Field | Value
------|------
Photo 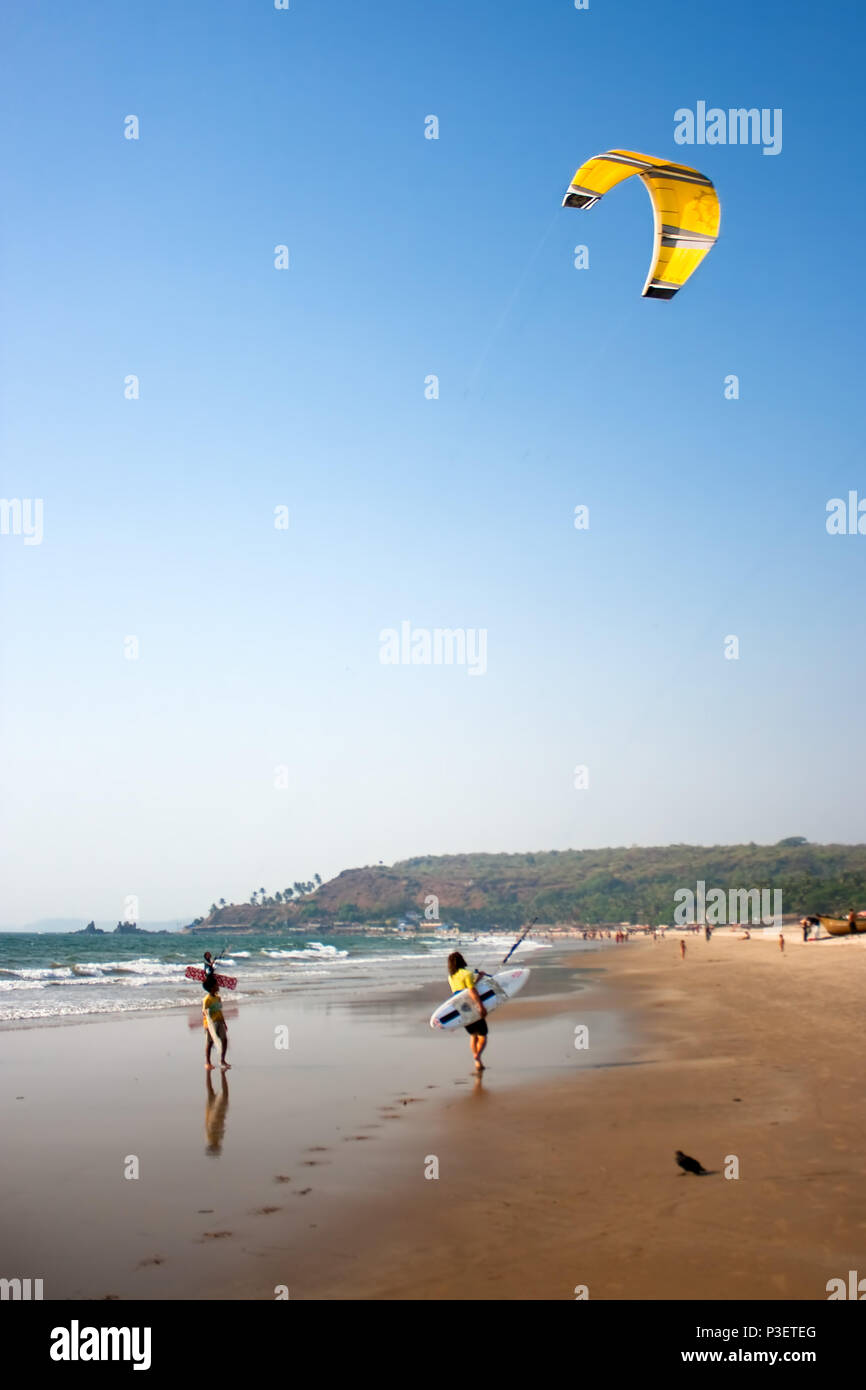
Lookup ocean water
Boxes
[0,929,550,1026]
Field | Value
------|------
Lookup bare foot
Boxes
[221,1063,231,1070]
[205,1064,214,1071]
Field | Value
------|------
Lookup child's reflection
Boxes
[204,1071,230,1156]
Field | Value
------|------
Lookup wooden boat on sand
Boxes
[818,915,866,936]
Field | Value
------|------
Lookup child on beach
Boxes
[202,977,230,1071]
[447,951,489,1073]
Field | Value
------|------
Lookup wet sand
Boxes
[0,948,619,1300]
[288,929,866,1301]
[3,931,865,1300]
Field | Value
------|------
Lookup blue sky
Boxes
[2,0,865,925]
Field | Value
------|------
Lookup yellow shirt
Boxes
[202,993,224,1029]
[449,968,477,995]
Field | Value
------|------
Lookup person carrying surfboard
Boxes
[202,978,230,1071]
[447,952,489,1072]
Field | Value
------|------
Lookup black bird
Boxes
[676,1149,708,1175]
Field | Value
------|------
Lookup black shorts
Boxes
[464,1018,488,1037]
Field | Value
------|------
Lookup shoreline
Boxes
[0,923,827,1035]
[0,929,555,1031]
[270,929,866,1300]
[0,946,620,1300]
[4,930,865,1300]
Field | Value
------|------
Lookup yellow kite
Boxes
[562,149,721,299]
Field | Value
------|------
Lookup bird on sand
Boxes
[676,1150,708,1175]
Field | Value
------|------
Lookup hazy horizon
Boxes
[2,835,863,931]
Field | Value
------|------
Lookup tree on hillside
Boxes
[314,873,322,887]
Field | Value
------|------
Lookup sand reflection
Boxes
[204,1072,230,1156]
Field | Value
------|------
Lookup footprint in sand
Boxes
[252,1206,282,1216]
[197,1209,215,1214]
[203,1231,232,1240]
[344,1134,372,1141]
[305,1146,329,1153]
[301,1160,327,1166]
[137,1257,165,1268]
[274,1175,292,1184]
[399,1097,423,1106]
[296,1188,312,1196]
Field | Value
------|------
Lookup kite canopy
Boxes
[562,149,721,299]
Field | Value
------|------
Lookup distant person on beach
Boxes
[680,940,686,960]
[202,978,230,1071]
[802,915,820,941]
[447,951,488,1073]
[847,909,859,936]
[779,933,785,953]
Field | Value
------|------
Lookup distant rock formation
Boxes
[72,920,174,935]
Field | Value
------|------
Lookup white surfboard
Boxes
[202,999,222,1047]
[430,967,530,1030]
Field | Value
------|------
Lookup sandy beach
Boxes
[3,930,865,1301]
[292,928,866,1302]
